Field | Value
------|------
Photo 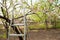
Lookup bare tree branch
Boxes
[0,2,5,7]
[14,11,41,20]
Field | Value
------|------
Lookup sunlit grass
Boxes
[0,33,6,38]
[28,23,60,30]
[29,23,48,29]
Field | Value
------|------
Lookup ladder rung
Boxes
[11,24,24,26]
[9,34,24,36]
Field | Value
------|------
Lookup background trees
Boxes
[0,0,60,40]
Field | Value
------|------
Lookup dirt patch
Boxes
[27,29,60,40]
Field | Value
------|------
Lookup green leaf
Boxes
[16,0,18,2]
[23,1,27,4]
[29,14,41,22]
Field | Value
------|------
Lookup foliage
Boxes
[0,0,60,30]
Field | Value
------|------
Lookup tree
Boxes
[0,0,60,40]
[0,0,23,40]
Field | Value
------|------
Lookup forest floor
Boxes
[0,29,60,40]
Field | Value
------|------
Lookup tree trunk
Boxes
[0,16,23,40]
[45,19,48,30]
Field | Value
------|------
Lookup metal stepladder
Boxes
[8,7,27,40]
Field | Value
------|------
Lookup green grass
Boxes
[0,24,4,29]
[0,29,6,39]
[55,23,60,28]
[0,24,6,38]
[0,33,6,38]
[28,23,60,29]
[29,23,53,29]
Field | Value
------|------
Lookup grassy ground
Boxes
[0,23,60,40]
[28,23,57,30]
[0,29,6,39]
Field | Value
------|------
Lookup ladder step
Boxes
[9,34,24,36]
[11,24,24,26]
